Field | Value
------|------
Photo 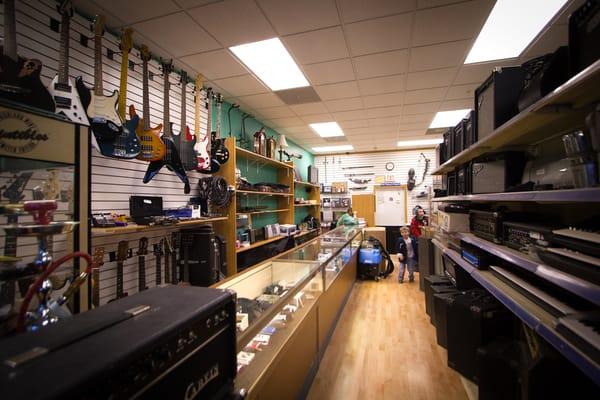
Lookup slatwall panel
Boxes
[315,149,437,215]
[2,0,213,301]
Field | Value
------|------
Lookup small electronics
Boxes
[474,66,525,142]
[438,204,469,233]
[308,165,319,184]
[502,222,555,252]
[518,47,569,111]
[469,210,503,243]
[551,227,600,257]
[443,127,455,160]
[568,0,600,75]
[471,152,527,194]
[129,195,163,225]
[264,223,281,239]
[461,241,491,269]
[92,213,116,228]
[279,224,297,236]
[556,310,600,364]
[248,228,265,244]
[456,163,471,195]
[442,254,478,290]
[0,286,236,400]
[164,207,192,219]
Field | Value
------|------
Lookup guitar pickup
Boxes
[53,82,72,92]
[53,96,72,109]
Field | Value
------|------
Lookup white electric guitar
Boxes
[48,1,88,126]
[193,74,211,171]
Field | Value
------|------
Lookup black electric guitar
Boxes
[174,70,197,171]
[153,239,163,285]
[0,0,54,111]
[142,60,190,193]
[91,247,105,308]
[207,93,229,173]
[108,241,129,302]
[163,235,173,284]
[171,232,180,284]
[137,237,148,291]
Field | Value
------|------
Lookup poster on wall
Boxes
[374,186,407,226]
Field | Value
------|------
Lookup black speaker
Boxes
[433,291,463,349]
[442,254,479,290]
[418,237,435,291]
[569,0,600,76]
[447,170,457,196]
[444,127,455,160]
[129,196,163,225]
[477,340,530,400]
[424,274,451,317]
[180,227,226,286]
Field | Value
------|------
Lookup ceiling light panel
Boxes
[312,144,354,153]
[310,122,345,137]
[397,138,443,147]
[229,38,310,91]
[465,0,568,64]
[429,109,471,128]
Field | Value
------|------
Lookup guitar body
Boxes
[0,54,55,112]
[195,135,211,171]
[75,77,121,141]
[48,75,88,125]
[96,113,141,159]
[143,137,191,193]
[175,126,198,171]
[130,106,165,162]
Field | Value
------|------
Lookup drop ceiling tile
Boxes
[357,74,405,96]
[314,81,361,100]
[189,0,275,47]
[400,113,434,123]
[445,83,478,101]
[174,0,216,8]
[412,1,493,47]
[339,0,416,23]
[290,102,328,116]
[354,50,409,79]
[258,0,340,36]
[237,93,285,109]
[404,87,447,104]
[282,125,312,134]
[283,27,348,65]
[402,101,439,115]
[345,13,412,56]
[398,127,427,135]
[303,59,355,85]
[398,122,429,131]
[453,62,499,85]
[179,49,247,80]
[95,0,180,24]
[368,116,401,127]
[205,82,233,98]
[257,106,296,119]
[366,105,403,118]
[301,113,335,123]
[212,75,268,96]
[264,116,305,128]
[409,40,470,72]
[439,99,472,111]
[339,119,370,129]
[363,92,404,109]
[333,109,369,121]
[325,97,364,112]
[417,0,464,7]
[132,12,220,57]
[406,67,456,90]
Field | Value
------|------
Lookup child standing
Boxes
[397,226,418,283]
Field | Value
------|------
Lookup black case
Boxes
[474,67,526,143]
[129,196,163,225]
[569,0,600,75]
[443,253,479,290]
[418,237,435,291]
[424,274,452,318]
[464,111,475,148]
[434,291,464,349]
[456,163,472,195]
[447,171,457,196]
[443,127,455,160]
[453,119,466,156]
[471,152,527,194]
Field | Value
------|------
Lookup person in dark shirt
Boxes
[397,226,418,283]
[410,206,428,238]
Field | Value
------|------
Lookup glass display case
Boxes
[216,225,361,394]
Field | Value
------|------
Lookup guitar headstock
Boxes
[137,237,148,256]
[2,172,33,204]
[42,170,60,200]
[57,0,73,17]
[171,232,181,250]
[153,239,164,256]
[180,70,188,85]
[92,15,105,37]
[161,59,173,75]
[120,28,134,54]
[195,74,205,94]
[164,236,174,255]
[140,44,151,62]
[93,246,105,267]
[117,240,129,262]
[215,93,223,104]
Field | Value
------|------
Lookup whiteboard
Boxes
[375,186,408,226]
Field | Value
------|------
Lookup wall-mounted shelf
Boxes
[432,59,600,175]
[294,180,320,189]
[432,188,600,203]
[236,209,290,215]
[236,190,293,197]
[236,147,293,169]
[236,236,286,253]
[294,203,320,207]
[91,217,229,235]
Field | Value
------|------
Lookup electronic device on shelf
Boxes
[91,212,116,227]
[474,66,525,143]
[0,286,237,400]
[460,241,491,269]
[551,228,600,257]
[453,118,466,156]
[502,222,556,253]
[469,210,503,244]
[129,195,163,225]
[536,246,600,285]
[556,310,600,365]
[443,127,454,161]
[568,0,600,75]
[442,254,478,290]
[447,170,457,196]
[471,152,527,194]
[438,204,469,233]
[456,163,471,195]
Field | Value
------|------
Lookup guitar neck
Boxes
[194,89,201,139]
[58,10,71,85]
[215,101,222,137]
[155,254,162,285]
[92,267,100,307]
[138,256,146,290]
[171,251,178,284]
[118,48,129,121]
[206,94,212,138]
[3,0,17,61]
[164,252,171,283]
[142,60,150,130]
[116,261,124,297]
[4,215,18,258]
[180,75,187,133]
[163,71,171,137]
[94,33,104,95]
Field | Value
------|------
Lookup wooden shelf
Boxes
[236,209,290,215]
[294,203,320,207]
[91,217,229,235]
[432,188,600,203]
[294,180,320,189]
[236,236,285,253]
[236,190,293,197]
[236,147,292,169]
[432,59,600,175]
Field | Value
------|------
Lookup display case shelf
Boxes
[432,59,600,175]
[236,209,289,215]
[236,236,285,253]
[91,217,229,235]
[294,203,320,207]
[236,190,293,197]
[431,188,600,203]
[294,180,320,189]
[236,146,292,169]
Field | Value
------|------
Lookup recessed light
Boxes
[309,122,344,138]
[312,145,354,153]
[429,109,471,129]
[397,138,443,148]
[465,0,568,64]
[229,38,310,91]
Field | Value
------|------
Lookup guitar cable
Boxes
[198,177,232,208]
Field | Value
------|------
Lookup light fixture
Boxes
[429,109,471,129]
[465,0,568,64]
[312,145,354,153]
[278,134,288,161]
[229,38,310,91]
[397,138,443,148]
[309,122,344,138]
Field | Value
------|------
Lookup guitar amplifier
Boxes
[464,111,475,148]
[424,275,452,318]
[443,127,455,160]
[471,152,527,194]
[569,0,600,75]
[436,143,446,166]
[457,163,471,195]
[447,170,457,196]
[453,119,466,156]
[0,286,237,400]
[474,67,525,143]
[438,204,469,233]
[129,196,163,225]
[443,253,479,290]
[434,291,464,349]
[502,222,555,252]
[180,227,226,286]
[470,210,503,244]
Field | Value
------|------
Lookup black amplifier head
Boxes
[469,210,503,244]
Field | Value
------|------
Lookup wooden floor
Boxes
[307,263,468,400]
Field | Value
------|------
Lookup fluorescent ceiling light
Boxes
[429,109,471,129]
[397,138,443,148]
[309,122,344,138]
[229,38,309,91]
[312,145,354,153]
[465,0,568,64]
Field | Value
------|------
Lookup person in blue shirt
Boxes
[397,226,418,283]
[336,207,358,227]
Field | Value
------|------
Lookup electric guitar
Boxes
[153,239,163,285]
[91,247,104,308]
[48,0,88,125]
[207,93,229,173]
[130,45,164,162]
[108,241,129,302]
[196,85,213,172]
[174,70,197,170]
[0,0,55,111]
[142,60,190,194]
[137,237,148,291]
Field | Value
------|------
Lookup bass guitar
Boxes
[174,70,197,170]
[91,247,104,308]
[137,237,148,291]
[193,74,211,171]
[142,60,190,194]
[153,239,163,286]
[130,45,164,162]
[207,93,229,173]
[0,0,54,111]
[48,0,88,125]
[108,240,129,302]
